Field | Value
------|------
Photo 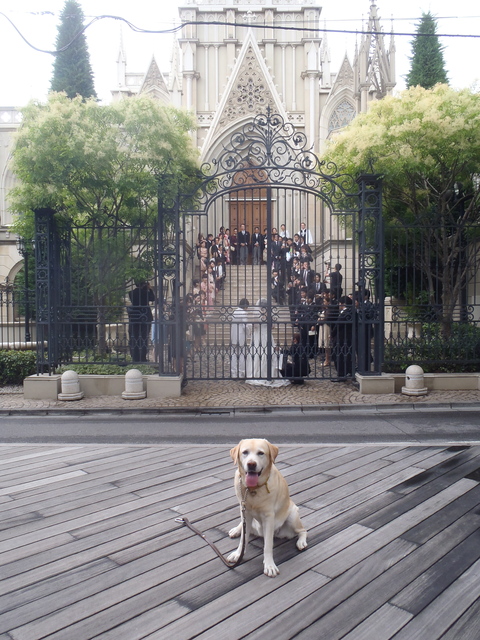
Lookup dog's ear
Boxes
[230,443,241,465]
[266,440,279,462]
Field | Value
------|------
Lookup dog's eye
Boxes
[258,451,265,456]
[242,450,249,456]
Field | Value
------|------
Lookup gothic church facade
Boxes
[0,0,395,283]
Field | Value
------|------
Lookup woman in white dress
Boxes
[245,299,290,387]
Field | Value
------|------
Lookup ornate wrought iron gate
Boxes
[33,111,383,381]
[159,111,384,382]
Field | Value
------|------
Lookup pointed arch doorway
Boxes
[229,191,268,237]
[228,167,269,236]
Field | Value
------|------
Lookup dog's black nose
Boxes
[247,461,257,470]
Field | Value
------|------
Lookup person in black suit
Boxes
[308,273,326,298]
[251,226,264,265]
[238,224,250,265]
[329,263,343,299]
[271,269,285,304]
[294,287,312,350]
[271,233,283,272]
[128,280,155,362]
[299,260,315,289]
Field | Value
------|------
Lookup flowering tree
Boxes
[323,84,480,337]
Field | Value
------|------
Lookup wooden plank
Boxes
[0,470,87,497]
[340,603,413,640]
[315,479,478,579]
[391,557,480,640]
[440,598,480,640]
[191,571,327,640]
[390,448,480,495]
[0,558,116,626]
[0,446,81,468]
[360,452,480,532]
[402,482,480,544]
[233,538,417,640]
[288,514,480,640]
[87,601,191,640]
[390,530,480,615]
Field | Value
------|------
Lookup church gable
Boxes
[139,57,170,103]
[219,43,275,128]
[201,30,287,158]
[332,55,354,91]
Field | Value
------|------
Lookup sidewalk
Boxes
[2,379,480,413]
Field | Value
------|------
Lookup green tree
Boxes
[323,84,480,338]
[10,93,199,354]
[11,93,198,228]
[50,0,96,99]
[406,12,448,89]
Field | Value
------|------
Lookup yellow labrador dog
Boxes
[228,438,307,577]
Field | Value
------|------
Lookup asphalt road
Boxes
[1,408,480,444]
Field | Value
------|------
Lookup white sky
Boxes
[0,0,479,106]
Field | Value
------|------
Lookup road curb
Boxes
[1,401,480,416]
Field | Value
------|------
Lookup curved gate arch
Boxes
[158,110,384,383]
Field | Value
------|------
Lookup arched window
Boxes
[328,100,356,134]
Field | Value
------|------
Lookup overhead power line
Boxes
[1,12,479,56]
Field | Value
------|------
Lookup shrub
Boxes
[55,363,157,376]
[383,323,480,373]
[0,350,37,385]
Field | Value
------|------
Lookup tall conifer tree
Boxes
[50,0,97,99]
[406,12,448,89]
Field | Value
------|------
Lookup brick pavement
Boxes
[2,379,480,412]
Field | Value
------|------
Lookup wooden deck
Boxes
[1,442,480,639]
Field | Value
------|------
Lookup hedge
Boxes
[0,350,37,385]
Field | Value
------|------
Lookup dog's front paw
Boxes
[229,523,242,538]
[296,534,308,551]
[227,550,241,564]
[264,561,280,577]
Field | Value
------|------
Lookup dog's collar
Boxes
[241,475,270,495]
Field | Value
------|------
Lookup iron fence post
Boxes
[356,173,384,375]
[34,208,59,373]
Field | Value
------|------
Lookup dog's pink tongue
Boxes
[246,472,259,488]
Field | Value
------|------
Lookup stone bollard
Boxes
[58,370,84,401]
[122,369,146,400]
[402,364,428,396]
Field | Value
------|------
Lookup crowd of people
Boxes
[188,223,375,382]
[126,224,375,381]
[228,288,374,384]
[194,222,316,274]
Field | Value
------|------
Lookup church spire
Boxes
[354,1,396,112]
[320,22,331,87]
[116,30,127,88]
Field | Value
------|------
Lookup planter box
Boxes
[356,372,480,395]
[24,373,182,400]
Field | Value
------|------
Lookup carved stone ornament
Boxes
[219,45,275,129]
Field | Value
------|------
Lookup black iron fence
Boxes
[384,220,480,372]
[0,281,36,349]
[3,222,480,375]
